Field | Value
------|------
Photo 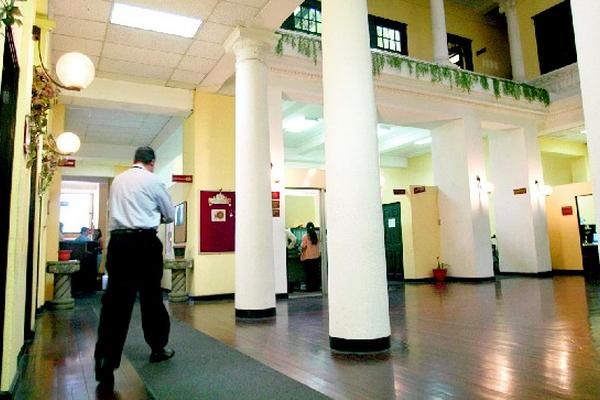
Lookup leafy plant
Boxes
[0,0,23,28]
[28,66,62,195]
[436,257,447,270]
[275,30,550,107]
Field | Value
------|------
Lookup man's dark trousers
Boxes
[95,230,170,369]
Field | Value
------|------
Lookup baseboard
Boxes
[402,278,434,283]
[190,293,234,302]
[496,271,553,278]
[0,391,12,399]
[446,276,496,282]
[552,269,585,276]
[276,293,289,300]
[1,341,32,399]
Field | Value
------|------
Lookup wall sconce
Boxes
[534,180,553,196]
[33,26,95,91]
[476,175,494,194]
[56,131,81,154]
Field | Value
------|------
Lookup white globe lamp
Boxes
[56,132,81,155]
[55,52,95,90]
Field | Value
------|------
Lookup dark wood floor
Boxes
[13,276,600,399]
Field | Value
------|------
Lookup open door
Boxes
[0,27,20,382]
[383,202,403,280]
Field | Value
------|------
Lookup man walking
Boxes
[95,146,175,391]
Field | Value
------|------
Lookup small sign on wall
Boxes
[561,206,573,216]
[172,174,193,183]
[414,186,426,194]
[393,189,406,195]
[58,158,76,167]
[513,188,527,195]
[272,192,280,217]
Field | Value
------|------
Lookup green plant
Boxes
[0,0,23,28]
[436,257,447,270]
[27,66,62,195]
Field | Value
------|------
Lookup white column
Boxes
[571,1,600,257]
[268,86,288,295]
[488,125,551,273]
[499,0,526,81]
[430,0,450,65]
[431,115,494,278]
[225,28,276,318]
[322,0,391,352]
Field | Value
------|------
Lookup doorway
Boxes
[284,188,326,293]
[0,26,20,383]
[575,194,599,277]
[383,202,404,280]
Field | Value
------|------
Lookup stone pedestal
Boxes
[46,261,80,310]
[164,259,194,302]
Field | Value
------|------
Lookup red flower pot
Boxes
[432,268,447,283]
[58,250,72,261]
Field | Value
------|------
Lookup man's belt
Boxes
[110,228,157,235]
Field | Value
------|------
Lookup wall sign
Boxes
[200,190,235,253]
[414,186,426,194]
[172,174,193,183]
[272,192,280,217]
[561,206,573,216]
[513,188,527,195]
[58,158,76,167]
[393,189,406,195]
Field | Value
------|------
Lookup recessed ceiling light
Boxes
[110,3,202,38]
[283,116,321,133]
[581,130,587,134]
[414,137,432,145]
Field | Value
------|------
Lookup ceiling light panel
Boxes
[110,3,202,38]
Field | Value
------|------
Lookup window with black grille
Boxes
[281,0,322,35]
[447,33,473,71]
[368,15,408,55]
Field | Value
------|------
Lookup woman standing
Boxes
[300,222,321,291]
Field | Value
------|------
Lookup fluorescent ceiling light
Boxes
[110,3,202,38]
[283,116,321,133]
[581,130,587,134]
[414,137,432,145]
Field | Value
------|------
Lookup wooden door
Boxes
[382,202,403,280]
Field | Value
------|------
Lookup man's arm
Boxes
[155,181,175,224]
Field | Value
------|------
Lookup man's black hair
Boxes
[80,227,88,234]
[134,146,156,164]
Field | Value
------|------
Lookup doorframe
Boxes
[0,26,20,384]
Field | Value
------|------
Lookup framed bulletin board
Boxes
[174,201,187,244]
[200,190,235,253]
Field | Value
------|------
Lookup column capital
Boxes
[224,27,277,63]
[498,0,517,14]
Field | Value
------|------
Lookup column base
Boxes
[49,298,75,310]
[168,293,189,303]
[235,307,276,319]
[329,336,391,353]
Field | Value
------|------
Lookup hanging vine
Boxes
[28,66,62,195]
[276,31,550,107]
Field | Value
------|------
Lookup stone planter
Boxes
[164,258,194,302]
[46,260,80,309]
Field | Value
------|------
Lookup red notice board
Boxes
[200,191,236,253]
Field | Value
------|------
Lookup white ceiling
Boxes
[49,0,278,89]
[283,101,431,167]
[541,125,587,144]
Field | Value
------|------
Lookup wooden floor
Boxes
[13,276,600,399]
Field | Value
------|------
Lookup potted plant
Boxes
[58,249,71,261]
[433,257,448,282]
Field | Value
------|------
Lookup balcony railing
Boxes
[275,29,550,107]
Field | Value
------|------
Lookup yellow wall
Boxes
[285,195,318,228]
[368,0,511,77]
[539,138,590,186]
[517,0,565,80]
[545,182,592,270]
[1,0,44,390]
[178,91,236,296]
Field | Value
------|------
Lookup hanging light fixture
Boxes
[32,26,96,91]
[56,132,81,155]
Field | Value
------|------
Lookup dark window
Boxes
[532,0,577,74]
[368,15,408,55]
[447,33,473,71]
[281,0,322,35]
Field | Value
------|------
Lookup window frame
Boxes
[447,33,474,71]
[281,0,322,36]
[368,15,408,56]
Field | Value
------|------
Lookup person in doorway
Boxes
[94,146,175,392]
[286,227,297,250]
[93,229,104,274]
[74,226,90,242]
[300,222,321,291]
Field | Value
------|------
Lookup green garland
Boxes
[276,31,550,107]
[0,0,23,28]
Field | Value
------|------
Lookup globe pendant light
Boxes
[56,132,81,155]
[55,52,96,90]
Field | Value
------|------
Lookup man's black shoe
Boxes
[95,358,114,391]
[149,348,175,363]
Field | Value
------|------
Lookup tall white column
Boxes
[322,0,391,352]
[488,125,551,273]
[430,0,450,65]
[431,115,494,278]
[225,28,276,318]
[499,0,526,81]
[571,1,600,257]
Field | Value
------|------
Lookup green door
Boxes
[382,202,403,280]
